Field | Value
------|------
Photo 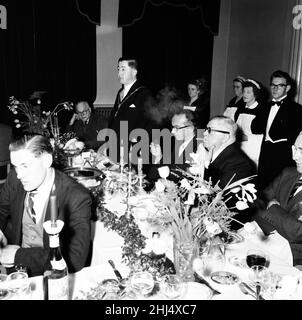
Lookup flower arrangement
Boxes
[7,95,73,137]
[175,168,257,239]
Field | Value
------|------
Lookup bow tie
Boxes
[269,100,284,107]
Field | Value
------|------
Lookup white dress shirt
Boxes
[27,167,55,224]
[121,80,136,100]
[265,96,287,142]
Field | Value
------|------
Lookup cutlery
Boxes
[108,260,123,282]
[193,271,221,295]
[239,282,265,300]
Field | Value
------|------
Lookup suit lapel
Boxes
[15,188,27,244]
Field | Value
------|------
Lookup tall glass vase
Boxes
[173,237,197,282]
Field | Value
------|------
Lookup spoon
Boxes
[239,282,265,300]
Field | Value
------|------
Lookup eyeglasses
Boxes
[205,127,230,134]
[172,125,191,131]
[77,109,90,115]
[292,145,302,152]
[270,83,287,89]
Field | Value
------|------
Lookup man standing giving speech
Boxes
[98,57,152,162]
[0,135,92,276]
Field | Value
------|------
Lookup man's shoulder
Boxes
[54,169,91,196]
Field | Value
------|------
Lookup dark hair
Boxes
[242,79,261,99]
[9,135,53,156]
[188,76,209,94]
[233,76,246,84]
[118,57,138,71]
[270,70,291,85]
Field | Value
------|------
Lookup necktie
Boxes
[27,192,37,223]
[269,100,283,107]
[289,179,302,200]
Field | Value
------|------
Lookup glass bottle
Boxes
[43,220,69,300]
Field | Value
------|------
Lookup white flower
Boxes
[184,190,195,205]
[158,166,170,179]
[230,186,241,193]
[189,165,203,175]
[16,124,21,128]
[14,119,19,123]
[235,200,249,210]
[194,185,211,194]
[155,180,165,192]
[180,178,191,190]
[206,221,222,236]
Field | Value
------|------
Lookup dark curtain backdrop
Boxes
[0,0,99,126]
[119,0,220,96]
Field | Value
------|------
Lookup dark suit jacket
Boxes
[251,96,302,190]
[251,96,302,143]
[0,169,92,276]
[66,113,107,150]
[108,80,152,135]
[253,167,302,265]
[204,143,256,189]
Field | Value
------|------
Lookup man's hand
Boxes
[267,199,280,209]
[0,245,20,267]
[150,142,162,164]
[69,113,79,126]
[0,230,7,247]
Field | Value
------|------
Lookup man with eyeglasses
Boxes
[66,101,107,150]
[251,70,302,192]
[202,115,255,189]
[147,109,201,182]
[253,131,302,267]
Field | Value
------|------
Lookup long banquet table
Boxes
[23,221,302,300]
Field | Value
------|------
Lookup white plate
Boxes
[182,282,212,300]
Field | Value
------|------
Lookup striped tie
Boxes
[289,179,302,200]
[27,192,37,223]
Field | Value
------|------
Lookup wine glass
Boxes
[158,166,170,181]
[130,271,155,299]
[246,249,270,269]
[248,265,270,299]
[0,274,9,300]
[7,271,31,299]
[160,274,186,299]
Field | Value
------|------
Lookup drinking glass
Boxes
[249,265,270,299]
[130,271,154,299]
[160,274,186,299]
[7,271,31,299]
[0,274,9,300]
[246,249,270,269]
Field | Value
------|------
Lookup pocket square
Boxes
[129,104,136,108]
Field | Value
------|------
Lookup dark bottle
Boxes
[43,229,69,300]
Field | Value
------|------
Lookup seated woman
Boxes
[223,76,246,121]
[185,77,210,129]
[235,79,264,168]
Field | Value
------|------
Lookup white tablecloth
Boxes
[23,221,302,300]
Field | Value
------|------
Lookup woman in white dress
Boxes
[235,79,264,168]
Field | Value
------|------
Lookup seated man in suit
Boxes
[147,109,202,182]
[201,115,256,228]
[253,131,302,266]
[66,101,107,151]
[203,115,256,189]
[0,135,92,276]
